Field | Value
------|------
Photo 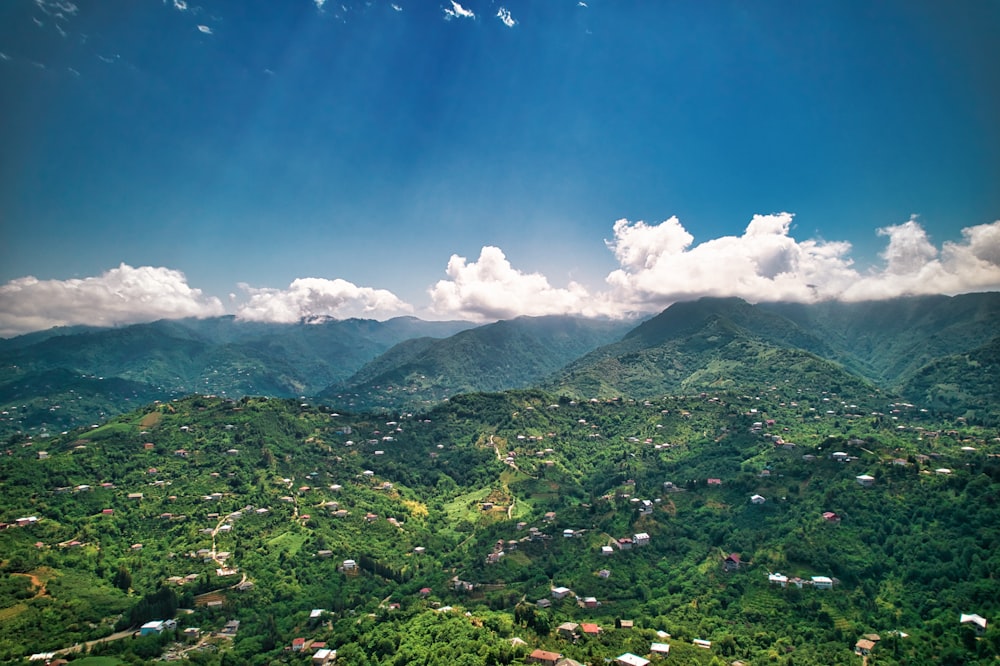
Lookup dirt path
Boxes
[11,572,47,600]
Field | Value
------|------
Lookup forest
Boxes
[0,385,998,665]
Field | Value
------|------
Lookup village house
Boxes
[811,575,834,589]
[750,494,766,505]
[551,586,572,599]
[856,474,875,487]
[580,623,600,636]
[578,596,599,609]
[650,642,670,657]
[557,622,579,639]
[601,545,614,556]
[854,639,875,655]
[527,649,562,666]
[615,653,650,666]
[822,511,841,524]
[723,553,742,572]
[634,532,650,547]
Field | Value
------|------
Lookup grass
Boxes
[267,529,308,556]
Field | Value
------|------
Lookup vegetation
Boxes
[0,384,997,664]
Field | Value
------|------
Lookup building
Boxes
[811,576,834,589]
[527,649,562,666]
[961,613,988,635]
[615,654,650,666]
[551,586,572,599]
[750,494,766,504]
[723,553,741,572]
[557,622,579,639]
[140,620,165,636]
[856,474,875,487]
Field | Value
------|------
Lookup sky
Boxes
[1,0,999,337]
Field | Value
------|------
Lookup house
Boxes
[618,537,634,550]
[811,575,834,589]
[543,511,557,522]
[140,620,165,636]
[536,598,552,609]
[707,478,722,486]
[527,649,562,666]
[831,451,849,462]
[557,621,579,638]
[601,545,614,556]
[555,659,585,666]
[856,474,875,487]
[578,596,598,609]
[580,623,601,636]
[854,639,875,655]
[551,586,572,599]
[822,511,841,524]
[639,499,653,514]
[692,639,712,649]
[750,494,766,504]
[291,637,306,651]
[723,553,741,572]
[768,572,788,587]
[313,648,335,665]
[563,528,575,538]
[650,642,670,656]
[960,613,988,635]
[633,532,650,546]
[615,654,650,666]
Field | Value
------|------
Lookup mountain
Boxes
[898,335,1000,421]
[321,316,636,412]
[547,298,876,401]
[548,295,1000,419]
[0,316,475,436]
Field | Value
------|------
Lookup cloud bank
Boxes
[429,215,1000,320]
[235,278,413,323]
[0,263,224,338]
[2,216,998,336]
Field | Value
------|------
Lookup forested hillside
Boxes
[1,387,997,665]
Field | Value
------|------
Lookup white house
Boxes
[856,474,875,487]
[811,576,834,589]
[750,494,766,504]
[615,654,650,666]
[961,613,988,635]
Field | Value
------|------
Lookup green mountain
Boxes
[898,335,1000,421]
[323,316,635,412]
[1,392,997,665]
[0,317,475,436]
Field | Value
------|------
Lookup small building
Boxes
[557,622,579,638]
[811,575,834,589]
[313,648,335,665]
[856,474,875,487]
[615,654,650,666]
[551,586,572,599]
[750,494,766,505]
[291,637,306,651]
[961,613,988,635]
[692,639,712,649]
[769,572,788,587]
[854,639,875,655]
[140,620,165,636]
[580,623,601,636]
[578,596,598,608]
[822,511,841,524]
[601,545,614,556]
[634,532,650,547]
[650,642,670,657]
[527,649,562,666]
[723,553,741,572]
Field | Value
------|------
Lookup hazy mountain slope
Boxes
[0,316,475,435]
[899,336,1000,422]
[322,316,635,411]
[760,293,1000,385]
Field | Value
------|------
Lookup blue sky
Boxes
[1,0,999,336]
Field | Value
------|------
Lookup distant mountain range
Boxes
[1,293,998,436]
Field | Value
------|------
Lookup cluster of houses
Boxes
[767,572,835,590]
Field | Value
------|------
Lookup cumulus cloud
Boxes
[425,215,1000,321]
[497,7,515,27]
[235,278,413,323]
[0,264,225,338]
[197,24,212,34]
[444,1,474,20]
[603,214,1000,310]
[428,247,595,321]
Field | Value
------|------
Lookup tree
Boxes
[113,564,132,592]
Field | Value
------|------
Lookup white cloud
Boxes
[235,278,413,323]
[314,0,326,9]
[604,214,1000,310]
[444,1,474,20]
[497,7,515,27]
[391,3,403,11]
[197,24,212,34]
[428,247,595,321]
[425,215,1000,322]
[172,0,187,11]
[0,264,225,338]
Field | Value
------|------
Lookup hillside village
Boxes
[1,385,997,664]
